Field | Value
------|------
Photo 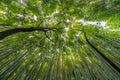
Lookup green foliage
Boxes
[0,0,120,80]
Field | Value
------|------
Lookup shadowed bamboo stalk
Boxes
[83,30,120,73]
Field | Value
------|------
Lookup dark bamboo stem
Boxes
[83,31,120,73]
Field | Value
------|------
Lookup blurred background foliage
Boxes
[0,0,120,80]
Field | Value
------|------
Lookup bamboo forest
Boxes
[0,0,120,80]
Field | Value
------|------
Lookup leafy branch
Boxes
[0,27,60,40]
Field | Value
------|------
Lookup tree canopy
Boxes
[0,0,120,80]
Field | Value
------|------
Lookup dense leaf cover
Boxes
[0,0,120,80]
